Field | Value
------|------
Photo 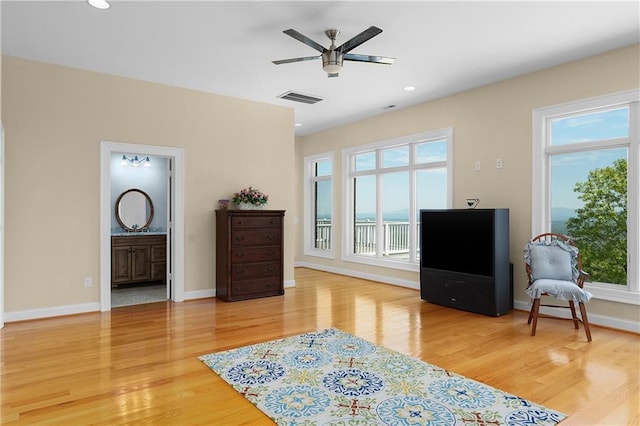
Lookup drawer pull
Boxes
[235,236,246,241]
[235,252,245,258]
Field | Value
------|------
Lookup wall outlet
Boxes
[474,161,481,171]
[83,276,92,288]
[496,158,503,169]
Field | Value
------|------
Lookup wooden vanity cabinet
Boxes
[215,210,285,302]
[111,234,167,287]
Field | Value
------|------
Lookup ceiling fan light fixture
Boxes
[322,50,343,74]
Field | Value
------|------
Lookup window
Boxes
[342,129,452,271]
[533,90,639,304]
[304,153,334,258]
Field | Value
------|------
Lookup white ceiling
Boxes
[2,1,639,135]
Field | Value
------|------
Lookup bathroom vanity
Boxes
[111,234,166,287]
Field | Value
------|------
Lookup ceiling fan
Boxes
[272,26,395,78]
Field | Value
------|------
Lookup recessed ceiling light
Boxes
[294,123,303,127]
[87,0,110,10]
[403,86,416,92]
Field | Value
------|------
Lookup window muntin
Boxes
[343,129,452,270]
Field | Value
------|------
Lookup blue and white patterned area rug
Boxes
[199,328,566,425]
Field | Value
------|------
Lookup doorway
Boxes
[110,154,169,307]
[100,141,184,312]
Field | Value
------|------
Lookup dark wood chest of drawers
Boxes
[215,209,285,302]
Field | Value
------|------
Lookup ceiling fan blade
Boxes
[272,55,320,65]
[344,53,395,65]
[283,29,326,53]
[337,26,383,54]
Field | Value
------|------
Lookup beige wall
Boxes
[296,44,640,324]
[2,56,295,312]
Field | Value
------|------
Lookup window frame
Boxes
[304,151,335,259]
[341,128,453,271]
[532,89,640,305]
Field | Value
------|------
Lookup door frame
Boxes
[100,141,185,311]
[0,123,4,328]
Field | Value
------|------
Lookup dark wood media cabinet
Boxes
[420,208,512,316]
[215,209,285,302]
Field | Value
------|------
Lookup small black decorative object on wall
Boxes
[419,208,512,316]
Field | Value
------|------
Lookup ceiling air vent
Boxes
[278,91,324,105]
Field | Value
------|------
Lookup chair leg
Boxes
[579,302,592,342]
[530,298,541,336]
[569,301,579,330]
[527,301,534,324]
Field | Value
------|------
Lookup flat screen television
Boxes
[420,209,494,277]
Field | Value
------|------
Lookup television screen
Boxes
[420,209,494,276]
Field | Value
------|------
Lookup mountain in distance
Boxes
[552,207,577,221]
[356,208,410,222]
[551,207,577,234]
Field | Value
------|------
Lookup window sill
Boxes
[304,249,335,260]
[341,253,419,273]
[585,284,640,305]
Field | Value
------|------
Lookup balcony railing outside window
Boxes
[315,219,332,250]
[316,219,414,256]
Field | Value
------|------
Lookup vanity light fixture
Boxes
[121,154,151,168]
[87,0,110,9]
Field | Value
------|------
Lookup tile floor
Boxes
[111,283,167,308]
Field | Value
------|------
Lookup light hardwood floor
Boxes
[1,268,638,425]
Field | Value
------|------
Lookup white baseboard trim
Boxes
[295,261,420,290]
[7,281,634,335]
[184,289,216,300]
[514,299,639,334]
[184,280,295,301]
[5,302,101,323]
[6,280,298,322]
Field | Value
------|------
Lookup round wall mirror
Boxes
[115,188,154,232]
